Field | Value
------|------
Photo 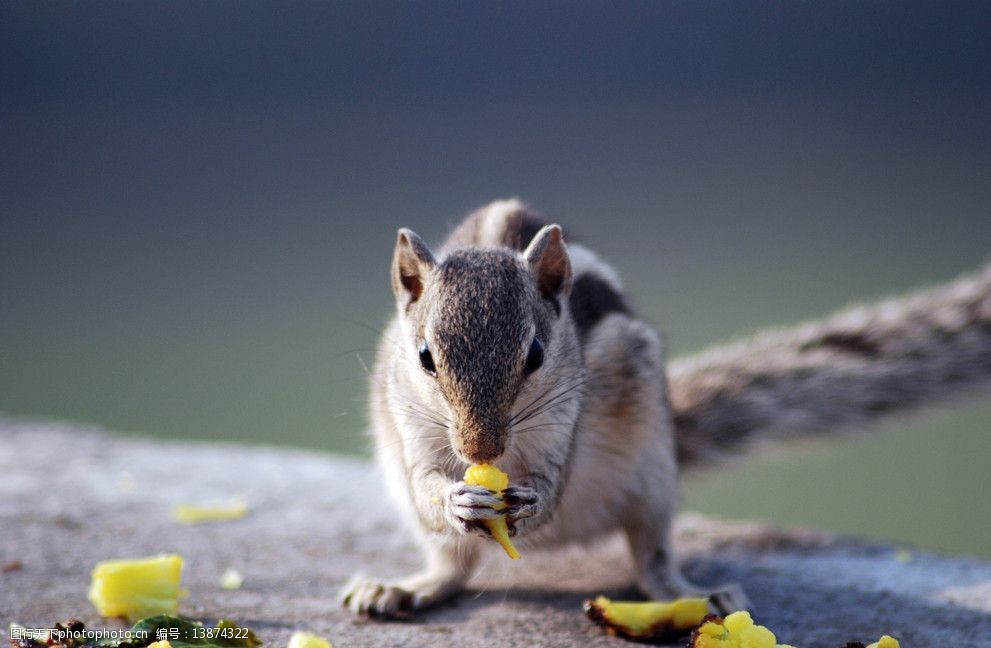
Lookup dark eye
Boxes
[418,341,436,375]
[524,338,544,375]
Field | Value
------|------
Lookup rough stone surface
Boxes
[2,416,990,647]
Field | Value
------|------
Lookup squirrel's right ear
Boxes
[391,228,436,306]
[523,224,572,302]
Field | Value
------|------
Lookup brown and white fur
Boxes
[342,199,991,617]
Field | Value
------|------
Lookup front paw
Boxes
[341,572,462,618]
[341,574,413,618]
[503,485,541,534]
[445,481,502,536]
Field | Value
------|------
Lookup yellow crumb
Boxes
[88,554,187,621]
[117,471,136,492]
[220,568,244,589]
[867,636,900,648]
[172,499,248,524]
[287,631,333,648]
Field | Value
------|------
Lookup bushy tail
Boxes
[669,263,991,468]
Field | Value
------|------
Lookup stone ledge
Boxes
[2,416,989,647]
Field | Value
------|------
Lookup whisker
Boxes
[512,376,588,426]
[510,369,585,424]
[512,421,571,436]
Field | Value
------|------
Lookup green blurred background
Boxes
[2,2,989,557]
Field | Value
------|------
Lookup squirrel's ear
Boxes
[523,224,572,301]
[391,228,436,306]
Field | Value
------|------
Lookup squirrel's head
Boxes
[390,224,580,465]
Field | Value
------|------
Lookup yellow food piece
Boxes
[117,471,136,492]
[172,499,248,524]
[87,554,187,621]
[287,631,334,648]
[867,636,900,648]
[586,596,709,637]
[463,464,520,560]
[695,636,732,648]
[220,567,244,589]
[689,610,791,648]
[147,642,172,648]
[698,621,725,637]
[741,625,777,648]
[723,611,754,635]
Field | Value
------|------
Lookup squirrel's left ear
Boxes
[523,224,572,302]
[391,228,436,307]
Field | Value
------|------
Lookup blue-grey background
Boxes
[2,2,989,556]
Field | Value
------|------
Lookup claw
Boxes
[503,485,539,506]
[503,485,540,524]
[340,572,466,619]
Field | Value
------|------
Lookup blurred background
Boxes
[2,2,989,556]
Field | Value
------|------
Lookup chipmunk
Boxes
[342,199,991,618]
